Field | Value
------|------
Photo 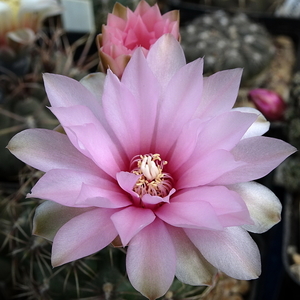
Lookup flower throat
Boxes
[130,154,173,198]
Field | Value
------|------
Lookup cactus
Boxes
[275,71,300,192]
[0,27,98,181]
[176,0,283,13]
[180,10,275,82]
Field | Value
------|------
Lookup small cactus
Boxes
[0,26,98,180]
[275,70,300,192]
[180,10,275,82]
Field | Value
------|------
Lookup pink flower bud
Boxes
[248,88,286,121]
[97,0,180,78]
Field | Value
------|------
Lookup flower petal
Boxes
[185,227,261,280]
[176,149,245,188]
[155,58,204,156]
[126,218,176,300]
[228,181,282,233]
[146,34,186,93]
[167,225,217,286]
[192,110,257,156]
[170,186,252,227]
[75,183,131,208]
[168,119,205,171]
[116,171,140,204]
[142,188,175,205]
[29,169,109,206]
[233,107,270,139]
[121,48,159,152]
[7,129,98,173]
[212,136,297,185]
[170,111,256,173]
[111,206,156,246]
[155,201,223,230]
[79,72,106,100]
[33,201,92,241]
[102,71,143,157]
[50,105,126,176]
[194,68,243,119]
[103,49,159,156]
[43,73,103,120]
[52,208,117,267]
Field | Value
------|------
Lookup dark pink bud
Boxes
[248,88,286,121]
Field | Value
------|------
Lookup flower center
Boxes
[130,154,173,198]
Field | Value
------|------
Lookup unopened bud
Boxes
[248,88,286,121]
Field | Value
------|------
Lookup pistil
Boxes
[130,154,173,198]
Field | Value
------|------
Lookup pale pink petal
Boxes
[50,105,126,176]
[79,72,106,100]
[142,188,175,205]
[228,181,282,233]
[116,171,140,201]
[7,129,99,173]
[111,206,155,246]
[75,183,131,208]
[176,149,245,189]
[126,219,176,300]
[155,201,223,230]
[192,110,257,157]
[212,136,297,185]
[146,34,186,93]
[52,208,117,267]
[120,48,159,154]
[155,58,204,156]
[102,71,143,157]
[65,123,126,177]
[116,172,142,207]
[29,169,113,207]
[170,186,253,227]
[33,201,92,241]
[54,73,120,142]
[43,73,103,120]
[168,119,205,171]
[185,227,261,280]
[167,225,217,286]
[194,68,243,119]
[232,107,270,139]
[169,111,257,173]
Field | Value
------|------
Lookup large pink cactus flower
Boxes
[97,0,180,78]
[8,35,295,300]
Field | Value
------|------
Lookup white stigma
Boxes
[140,156,160,181]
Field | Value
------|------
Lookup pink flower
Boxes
[248,88,286,121]
[97,0,180,78]
[8,35,295,299]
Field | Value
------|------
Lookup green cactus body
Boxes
[180,11,275,82]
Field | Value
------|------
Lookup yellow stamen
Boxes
[131,154,172,198]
